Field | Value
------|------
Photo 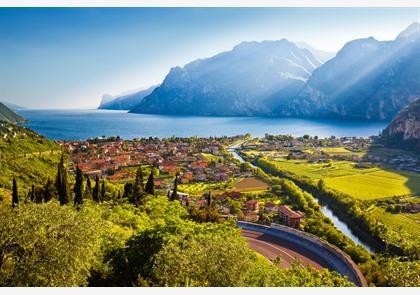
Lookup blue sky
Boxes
[0,8,419,109]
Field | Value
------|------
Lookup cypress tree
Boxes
[100,180,106,202]
[130,166,145,205]
[123,182,133,199]
[145,170,155,195]
[56,155,69,205]
[170,173,179,201]
[74,166,84,205]
[84,176,92,199]
[43,178,53,203]
[29,184,35,202]
[12,178,19,208]
[207,191,212,208]
[93,175,100,203]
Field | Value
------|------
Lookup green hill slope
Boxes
[0,121,62,196]
[0,102,26,123]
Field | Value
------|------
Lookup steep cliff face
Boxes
[130,39,320,116]
[381,98,420,153]
[276,22,420,121]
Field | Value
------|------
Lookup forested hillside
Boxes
[0,121,62,196]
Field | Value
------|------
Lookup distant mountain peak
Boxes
[396,22,420,41]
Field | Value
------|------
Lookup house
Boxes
[243,211,259,222]
[245,200,259,213]
[278,205,304,228]
[264,202,278,213]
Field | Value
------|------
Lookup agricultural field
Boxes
[178,180,234,196]
[266,159,420,200]
[324,169,420,200]
[233,177,269,192]
[369,207,420,242]
[320,147,366,157]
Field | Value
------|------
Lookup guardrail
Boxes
[237,221,367,287]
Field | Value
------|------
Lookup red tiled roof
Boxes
[278,205,303,219]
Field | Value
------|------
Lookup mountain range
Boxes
[0,102,26,123]
[98,85,158,110]
[101,23,420,121]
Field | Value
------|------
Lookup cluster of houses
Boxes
[61,136,251,186]
[179,189,304,228]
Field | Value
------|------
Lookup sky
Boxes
[0,7,419,109]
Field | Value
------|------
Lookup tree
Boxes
[0,202,104,286]
[130,166,146,205]
[85,176,92,199]
[123,183,133,199]
[29,184,35,202]
[170,173,179,201]
[100,180,106,202]
[43,178,54,203]
[12,178,18,208]
[206,191,212,208]
[74,166,84,205]
[145,170,155,195]
[93,175,100,203]
[55,155,69,205]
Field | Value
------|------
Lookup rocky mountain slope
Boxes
[381,98,420,153]
[130,39,322,116]
[98,85,158,110]
[278,22,420,120]
[0,102,26,123]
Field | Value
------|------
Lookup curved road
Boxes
[242,229,331,270]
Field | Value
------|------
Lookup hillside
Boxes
[381,98,420,153]
[278,22,420,120]
[0,102,26,123]
[98,85,158,110]
[130,39,321,116]
[0,121,62,194]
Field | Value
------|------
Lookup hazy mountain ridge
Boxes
[130,39,321,116]
[99,85,158,110]
[0,102,26,123]
[381,98,420,153]
[279,23,420,120]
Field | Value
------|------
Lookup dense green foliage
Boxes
[0,195,353,287]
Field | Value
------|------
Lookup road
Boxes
[242,229,328,270]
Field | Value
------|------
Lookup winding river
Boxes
[227,143,374,253]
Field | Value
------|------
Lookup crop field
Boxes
[178,180,234,195]
[233,177,269,192]
[269,159,420,200]
[369,207,420,240]
[324,169,420,200]
[320,147,366,157]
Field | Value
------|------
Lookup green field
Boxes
[369,207,420,241]
[269,159,420,200]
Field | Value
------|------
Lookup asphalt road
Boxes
[242,229,330,270]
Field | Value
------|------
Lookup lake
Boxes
[18,109,388,141]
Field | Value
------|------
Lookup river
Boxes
[228,144,374,253]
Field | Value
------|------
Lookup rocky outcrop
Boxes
[277,22,420,121]
[381,98,420,153]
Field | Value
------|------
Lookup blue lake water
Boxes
[18,109,388,141]
[18,108,381,251]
